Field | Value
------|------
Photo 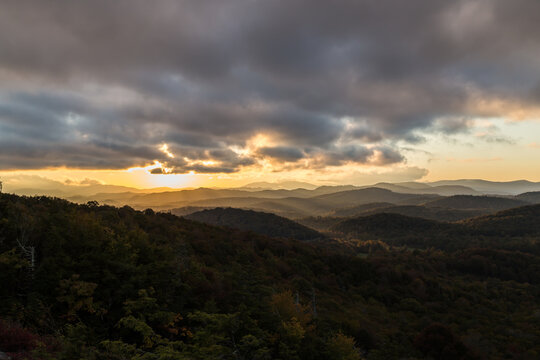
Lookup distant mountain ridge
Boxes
[2,192,539,357]
[424,195,528,210]
[516,191,540,204]
[367,182,480,196]
[461,204,540,237]
[427,179,540,195]
[329,203,540,252]
[6,179,540,221]
[240,180,319,190]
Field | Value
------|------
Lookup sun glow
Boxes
[200,160,218,166]
[159,144,175,158]
[145,173,197,188]
[127,161,164,173]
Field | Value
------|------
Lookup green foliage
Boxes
[57,274,104,321]
[326,332,363,360]
[332,205,540,254]
[0,193,539,359]
[185,207,327,241]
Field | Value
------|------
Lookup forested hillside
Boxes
[424,195,527,211]
[0,194,539,359]
[185,208,326,241]
[516,191,540,204]
[331,205,540,253]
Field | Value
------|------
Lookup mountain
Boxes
[1,193,539,358]
[424,195,528,210]
[416,185,480,196]
[515,191,540,204]
[329,203,540,254]
[295,216,345,232]
[69,188,303,209]
[213,196,336,218]
[185,207,326,241]
[3,174,177,198]
[240,180,318,190]
[369,182,480,196]
[331,213,451,239]
[462,204,540,237]
[312,187,437,207]
[394,181,433,190]
[66,186,363,211]
[169,206,213,216]
[300,204,492,232]
[185,188,422,219]
[311,185,359,193]
[428,179,540,195]
[246,198,328,218]
[329,202,395,217]
[358,205,487,222]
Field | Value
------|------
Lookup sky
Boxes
[1,0,540,190]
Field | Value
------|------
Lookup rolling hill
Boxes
[240,180,319,190]
[515,191,540,204]
[329,202,394,217]
[185,207,326,241]
[462,204,540,237]
[331,213,452,239]
[428,179,540,195]
[369,182,480,196]
[312,188,438,208]
[1,193,540,358]
[424,195,528,210]
[329,203,540,254]
[358,205,487,222]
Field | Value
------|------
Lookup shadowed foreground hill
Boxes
[462,204,540,237]
[0,193,539,359]
[331,213,454,241]
[331,204,486,222]
[330,205,540,253]
[516,191,540,204]
[185,207,327,241]
[424,195,528,211]
[312,187,438,207]
[333,213,443,232]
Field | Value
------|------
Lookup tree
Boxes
[326,332,364,360]
[414,323,471,360]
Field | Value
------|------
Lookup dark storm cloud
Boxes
[314,145,404,168]
[430,117,475,134]
[257,146,306,162]
[1,0,539,172]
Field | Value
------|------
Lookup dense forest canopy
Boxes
[185,208,327,242]
[0,193,539,359]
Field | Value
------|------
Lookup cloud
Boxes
[256,146,305,162]
[430,117,475,134]
[1,0,539,173]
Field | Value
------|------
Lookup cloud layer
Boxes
[1,0,539,173]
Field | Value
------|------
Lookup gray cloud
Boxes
[430,117,475,134]
[1,0,539,172]
[257,146,306,162]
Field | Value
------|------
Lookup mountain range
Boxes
[1,190,539,358]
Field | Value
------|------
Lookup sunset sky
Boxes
[1,0,540,190]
